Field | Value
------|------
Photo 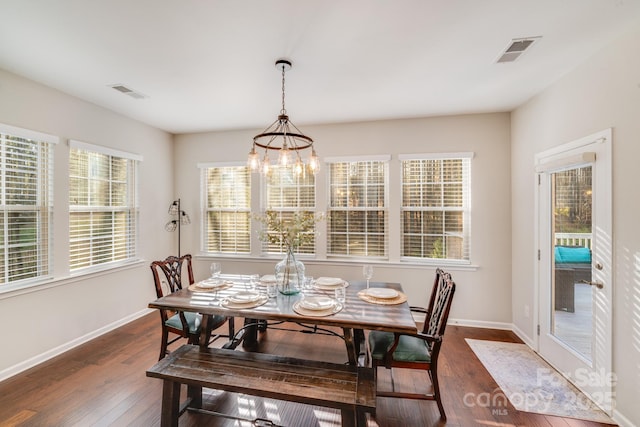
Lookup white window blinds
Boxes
[0,124,56,285]
[69,141,139,271]
[326,157,389,258]
[263,166,316,254]
[200,164,251,254]
[400,153,472,261]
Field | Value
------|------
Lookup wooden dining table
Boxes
[148,275,418,365]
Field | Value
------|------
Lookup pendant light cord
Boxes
[280,64,287,116]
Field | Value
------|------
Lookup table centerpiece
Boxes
[255,209,324,295]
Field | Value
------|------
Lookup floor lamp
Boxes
[165,199,190,257]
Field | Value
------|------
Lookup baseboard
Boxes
[0,308,153,382]
[611,408,636,427]
[510,323,535,348]
[447,317,513,331]
[409,313,513,331]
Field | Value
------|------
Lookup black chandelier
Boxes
[247,59,319,175]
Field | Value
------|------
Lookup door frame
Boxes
[533,128,613,413]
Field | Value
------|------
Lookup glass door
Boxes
[550,166,594,360]
[536,129,613,414]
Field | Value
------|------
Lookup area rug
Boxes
[466,339,615,424]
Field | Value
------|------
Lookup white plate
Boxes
[300,296,336,311]
[228,291,262,303]
[260,275,277,283]
[197,279,225,289]
[366,288,398,299]
[315,277,344,286]
[314,281,350,291]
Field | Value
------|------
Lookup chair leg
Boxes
[431,366,446,420]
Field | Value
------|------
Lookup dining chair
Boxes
[368,268,456,420]
[150,254,234,360]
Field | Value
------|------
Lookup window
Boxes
[263,166,316,254]
[69,141,140,271]
[400,153,471,261]
[201,164,251,254]
[0,124,56,285]
[326,156,389,258]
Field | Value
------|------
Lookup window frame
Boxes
[199,162,252,255]
[68,140,141,274]
[197,152,475,268]
[325,155,390,260]
[399,152,473,264]
[260,165,317,256]
[0,123,57,289]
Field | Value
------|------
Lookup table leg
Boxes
[242,318,259,348]
[160,380,180,427]
[199,314,212,351]
[342,328,358,365]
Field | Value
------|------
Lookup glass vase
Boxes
[275,246,304,295]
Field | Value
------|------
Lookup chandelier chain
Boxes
[280,64,287,115]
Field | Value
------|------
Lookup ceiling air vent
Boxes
[109,84,147,99]
[496,37,541,63]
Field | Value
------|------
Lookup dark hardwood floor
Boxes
[0,313,615,427]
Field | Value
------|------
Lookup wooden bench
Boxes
[146,344,376,426]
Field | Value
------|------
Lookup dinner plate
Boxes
[366,288,398,299]
[313,281,350,291]
[315,277,344,287]
[221,295,269,309]
[197,279,226,289]
[300,296,336,311]
[228,291,262,304]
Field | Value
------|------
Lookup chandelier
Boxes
[248,59,319,175]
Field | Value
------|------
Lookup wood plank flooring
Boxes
[0,313,616,427]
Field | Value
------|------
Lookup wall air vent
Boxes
[109,84,147,99]
[496,36,541,63]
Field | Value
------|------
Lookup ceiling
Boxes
[1,0,640,135]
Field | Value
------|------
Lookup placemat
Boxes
[220,295,269,309]
[357,289,407,305]
[188,281,234,293]
[292,300,343,317]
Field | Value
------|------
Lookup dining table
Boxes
[148,274,418,366]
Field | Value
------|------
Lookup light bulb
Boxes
[278,142,291,166]
[247,145,260,171]
[180,211,191,225]
[261,155,270,175]
[308,148,320,173]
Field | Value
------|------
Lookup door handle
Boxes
[580,279,604,289]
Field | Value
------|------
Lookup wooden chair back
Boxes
[150,254,195,299]
[421,268,456,353]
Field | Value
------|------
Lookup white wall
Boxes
[173,113,513,327]
[0,69,175,378]
[511,26,640,425]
